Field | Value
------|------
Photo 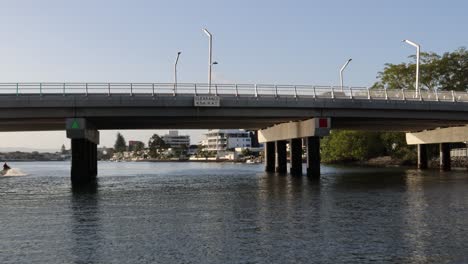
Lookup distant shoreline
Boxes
[3,159,251,164]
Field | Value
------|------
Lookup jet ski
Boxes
[1,163,11,176]
[1,168,10,176]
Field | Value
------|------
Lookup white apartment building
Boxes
[203,129,251,151]
[162,130,190,148]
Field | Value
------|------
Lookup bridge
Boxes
[1,82,467,182]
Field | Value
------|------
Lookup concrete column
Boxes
[290,138,302,176]
[306,136,320,178]
[93,143,98,176]
[440,143,451,171]
[466,144,468,171]
[275,140,287,174]
[66,118,99,184]
[265,141,275,173]
[71,138,97,183]
[417,144,428,170]
[87,140,97,177]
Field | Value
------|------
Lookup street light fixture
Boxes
[340,58,352,91]
[174,51,181,96]
[212,61,219,95]
[402,39,420,97]
[203,28,213,94]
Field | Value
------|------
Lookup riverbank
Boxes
[429,157,468,169]
[324,155,468,169]
[0,151,69,161]
[323,156,410,168]
[132,159,249,163]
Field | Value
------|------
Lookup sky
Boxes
[0,0,466,151]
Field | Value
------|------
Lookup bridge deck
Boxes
[0,90,467,132]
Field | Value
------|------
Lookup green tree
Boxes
[148,134,168,158]
[178,144,188,153]
[60,144,66,154]
[114,132,127,153]
[134,142,144,152]
[321,130,385,163]
[438,47,468,91]
[372,63,414,90]
[129,141,145,152]
[373,48,467,91]
[380,132,416,164]
[241,148,252,157]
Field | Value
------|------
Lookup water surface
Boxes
[1,162,467,263]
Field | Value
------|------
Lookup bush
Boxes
[321,130,385,163]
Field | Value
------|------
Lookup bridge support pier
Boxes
[440,143,451,171]
[258,118,331,178]
[290,138,302,176]
[417,144,428,170]
[275,140,287,174]
[306,137,320,178]
[71,139,98,183]
[265,141,275,173]
[66,118,100,184]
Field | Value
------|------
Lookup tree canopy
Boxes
[321,130,416,164]
[60,144,66,154]
[321,131,385,162]
[148,134,168,158]
[129,141,145,152]
[372,47,467,91]
[114,132,127,153]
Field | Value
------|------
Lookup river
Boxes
[0,161,467,263]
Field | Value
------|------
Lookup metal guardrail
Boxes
[0,83,467,102]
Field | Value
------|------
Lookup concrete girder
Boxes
[406,125,468,145]
[258,118,331,143]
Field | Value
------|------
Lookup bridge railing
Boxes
[0,82,467,102]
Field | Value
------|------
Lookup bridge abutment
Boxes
[66,118,100,183]
[440,143,451,171]
[417,144,428,170]
[275,140,287,174]
[306,136,320,178]
[289,138,302,176]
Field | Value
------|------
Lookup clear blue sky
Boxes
[0,0,466,150]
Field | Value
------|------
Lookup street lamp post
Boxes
[402,39,420,98]
[212,61,218,95]
[174,51,181,96]
[340,58,352,91]
[203,28,213,94]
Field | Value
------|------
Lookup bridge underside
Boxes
[0,117,465,132]
[0,94,468,132]
[1,94,467,183]
[0,95,466,132]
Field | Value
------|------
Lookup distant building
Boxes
[203,129,251,151]
[162,130,190,149]
[248,131,262,148]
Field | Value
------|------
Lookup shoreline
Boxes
[323,156,468,169]
[4,156,467,169]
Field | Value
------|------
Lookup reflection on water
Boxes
[404,171,429,263]
[0,162,467,263]
[71,180,100,264]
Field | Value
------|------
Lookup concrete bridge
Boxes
[0,82,467,182]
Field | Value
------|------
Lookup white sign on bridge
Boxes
[194,96,220,107]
